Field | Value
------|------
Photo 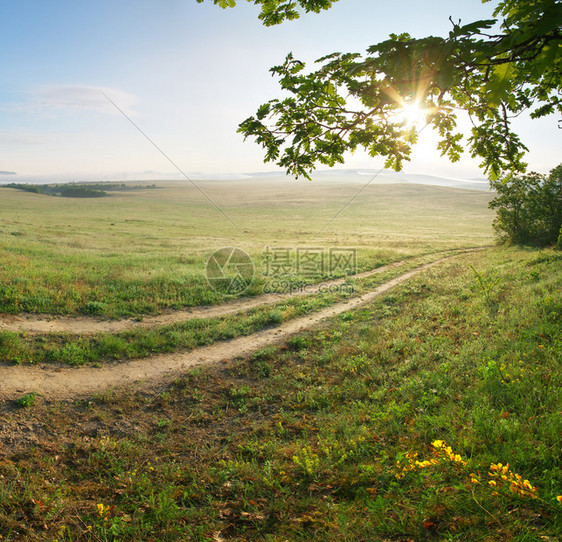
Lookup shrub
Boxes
[489,163,562,246]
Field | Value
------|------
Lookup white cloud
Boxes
[21,85,138,116]
[36,84,138,115]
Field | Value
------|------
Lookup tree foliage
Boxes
[197,0,337,26]
[489,163,562,245]
[204,0,562,179]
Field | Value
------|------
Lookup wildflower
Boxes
[556,495,562,502]
[488,462,537,498]
[469,473,480,484]
[431,440,467,466]
[97,503,109,517]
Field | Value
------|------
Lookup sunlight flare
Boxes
[398,100,428,127]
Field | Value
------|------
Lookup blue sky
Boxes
[0,0,559,181]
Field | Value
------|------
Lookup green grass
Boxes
[0,247,560,540]
[4,180,557,540]
[0,301,324,366]
[0,251,461,366]
[0,181,494,317]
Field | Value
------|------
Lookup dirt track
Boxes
[0,257,454,401]
[0,261,404,335]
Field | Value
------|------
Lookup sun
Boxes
[398,100,428,127]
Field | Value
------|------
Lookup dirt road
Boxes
[0,258,453,401]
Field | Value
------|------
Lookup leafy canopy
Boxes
[203,0,562,179]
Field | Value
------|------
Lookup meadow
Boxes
[0,179,493,317]
[0,179,560,541]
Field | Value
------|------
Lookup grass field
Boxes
[0,180,493,317]
[1,180,561,541]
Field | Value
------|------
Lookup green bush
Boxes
[489,163,562,246]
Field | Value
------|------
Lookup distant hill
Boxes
[1,169,491,191]
[244,169,490,192]
[0,171,16,175]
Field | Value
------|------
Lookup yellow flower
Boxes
[488,480,497,487]
[432,440,445,449]
[556,495,562,502]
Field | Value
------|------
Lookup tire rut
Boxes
[0,262,405,335]
[0,256,457,401]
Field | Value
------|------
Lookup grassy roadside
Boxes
[0,251,447,366]
[0,247,560,540]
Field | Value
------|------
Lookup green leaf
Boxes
[485,62,516,106]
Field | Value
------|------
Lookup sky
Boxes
[0,0,559,182]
